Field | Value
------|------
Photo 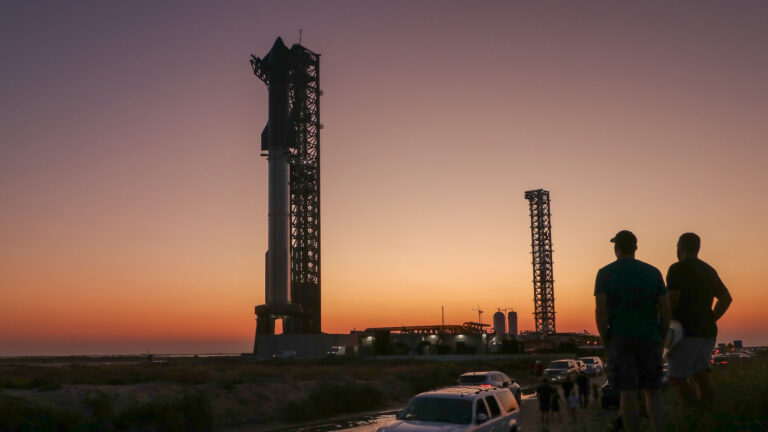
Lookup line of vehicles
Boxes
[542,356,604,383]
[711,348,753,366]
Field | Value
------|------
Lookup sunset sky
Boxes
[2,1,767,355]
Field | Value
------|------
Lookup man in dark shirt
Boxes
[536,379,555,424]
[595,230,670,432]
[576,371,590,408]
[562,376,574,398]
[666,232,732,406]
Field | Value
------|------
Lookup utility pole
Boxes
[441,305,445,330]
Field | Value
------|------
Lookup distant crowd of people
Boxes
[533,231,732,432]
[535,371,600,425]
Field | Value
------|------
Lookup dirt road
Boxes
[520,375,615,432]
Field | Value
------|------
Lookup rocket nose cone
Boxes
[264,37,291,67]
[270,37,288,53]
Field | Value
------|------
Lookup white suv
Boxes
[543,359,579,382]
[457,371,512,388]
[578,356,604,375]
[377,386,521,432]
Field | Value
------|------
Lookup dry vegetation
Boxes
[0,355,542,431]
[570,353,768,432]
[1,354,764,431]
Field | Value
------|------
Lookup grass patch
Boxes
[0,392,213,432]
[281,381,384,422]
[118,393,213,431]
[573,357,768,432]
[0,393,77,431]
[663,358,768,431]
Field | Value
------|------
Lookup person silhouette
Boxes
[666,232,733,406]
[595,230,671,432]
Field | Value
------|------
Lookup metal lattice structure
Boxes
[525,189,556,334]
[251,39,321,335]
[287,45,321,334]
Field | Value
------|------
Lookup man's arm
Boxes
[666,266,680,312]
[712,270,732,321]
[713,288,732,321]
[668,290,680,312]
[657,292,671,338]
[595,293,609,345]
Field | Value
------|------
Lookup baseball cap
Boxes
[610,230,637,248]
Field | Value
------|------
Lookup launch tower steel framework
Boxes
[525,189,556,334]
[251,39,321,335]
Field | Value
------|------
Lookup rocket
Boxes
[256,38,292,307]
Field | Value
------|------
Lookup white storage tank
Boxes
[507,311,518,335]
[493,311,506,335]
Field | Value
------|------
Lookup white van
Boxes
[377,386,521,432]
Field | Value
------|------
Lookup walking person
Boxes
[595,230,671,432]
[567,391,579,422]
[562,376,574,398]
[536,378,554,425]
[592,382,600,408]
[666,233,733,406]
[576,370,590,409]
[550,389,562,423]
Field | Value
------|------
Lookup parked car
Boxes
[712,352,750,366]
[272,350,296,360]
[458,371,512,388]
[543,359,579,383]
[579,356,604,375]
[377,386,521,432]
[574,359,588,374]
[327,345,346,356]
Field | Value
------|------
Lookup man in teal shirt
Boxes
[595,230,671,432]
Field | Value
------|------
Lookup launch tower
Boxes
[252,37,321,337]
[525,189,556,334]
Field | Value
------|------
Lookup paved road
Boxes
[240,375,613,432]
[294,377,615,432]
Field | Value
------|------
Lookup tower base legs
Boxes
[253,304,304,352]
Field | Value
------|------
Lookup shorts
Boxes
[608,335,663,391]
[539,399,550,412]
[667,337,715,379]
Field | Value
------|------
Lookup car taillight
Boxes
[479,384,492,387]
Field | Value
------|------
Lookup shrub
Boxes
[117,393,213,432]
[31,375,63,391]
[281,381,383,422]
[0,394,77,431]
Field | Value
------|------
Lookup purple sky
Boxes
[2,1,767,355]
